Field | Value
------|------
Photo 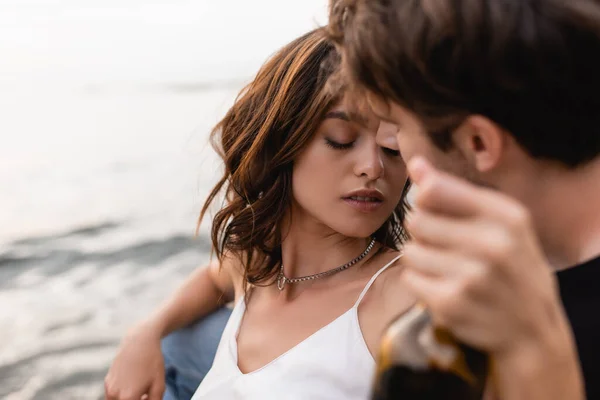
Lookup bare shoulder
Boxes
[358,249,416,356]
[220,251,245,277]
[211,251,246,301]
[370,250,416,315]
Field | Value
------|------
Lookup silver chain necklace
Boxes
[276,238,377,291]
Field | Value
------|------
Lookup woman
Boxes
[105,27,414,400]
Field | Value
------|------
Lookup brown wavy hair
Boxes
[199,28,410,289]
[328,0,600,167]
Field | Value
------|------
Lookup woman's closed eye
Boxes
[326,138,400,157]
[325,138,354,150]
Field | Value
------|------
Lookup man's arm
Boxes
[402,157,585,400]
[492,326,583,400]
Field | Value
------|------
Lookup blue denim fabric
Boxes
[161,307,231,400]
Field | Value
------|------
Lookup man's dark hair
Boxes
[329,0,600,167]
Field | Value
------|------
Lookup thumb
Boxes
[407,156,436,185]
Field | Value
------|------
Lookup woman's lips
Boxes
[342,196,384,212]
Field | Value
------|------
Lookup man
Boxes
[330,0,600,399]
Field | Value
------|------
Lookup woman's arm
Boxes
[104,257,241,400]
[145,259,236,338]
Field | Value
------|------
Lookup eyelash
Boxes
[325,138,400,157]
[325,138,354,150]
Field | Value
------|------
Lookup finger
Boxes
[115,387,146,400]
[401,267,443,298]
[400,269,454,326]
[407,209,486,250]
[148,379,166,400]
[408,156,513,219]
[104,378,118,400]
[403,242,474,278]
[401,268,476,329]
[408,208,535,281]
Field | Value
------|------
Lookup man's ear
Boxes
[453,115,505,173]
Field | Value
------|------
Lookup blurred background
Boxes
[0,1,328,398]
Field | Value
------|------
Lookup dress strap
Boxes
[353,254,403,308]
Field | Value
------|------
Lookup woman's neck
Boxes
[279,218,371,279]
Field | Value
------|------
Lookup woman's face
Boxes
[291,101,408,238]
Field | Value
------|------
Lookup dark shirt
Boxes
[557,255,600,400]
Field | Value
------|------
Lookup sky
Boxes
[0,1,331,242]
[0,0,330,88]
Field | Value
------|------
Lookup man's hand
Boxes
[401,156,584,400]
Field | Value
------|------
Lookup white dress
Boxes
[192,255,402,400]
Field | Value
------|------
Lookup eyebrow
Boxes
[324,111,350,121]
[325,110,372,127]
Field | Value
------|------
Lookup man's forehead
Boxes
[365,93,396,123]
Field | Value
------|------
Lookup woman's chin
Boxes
[335,222,387,239]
